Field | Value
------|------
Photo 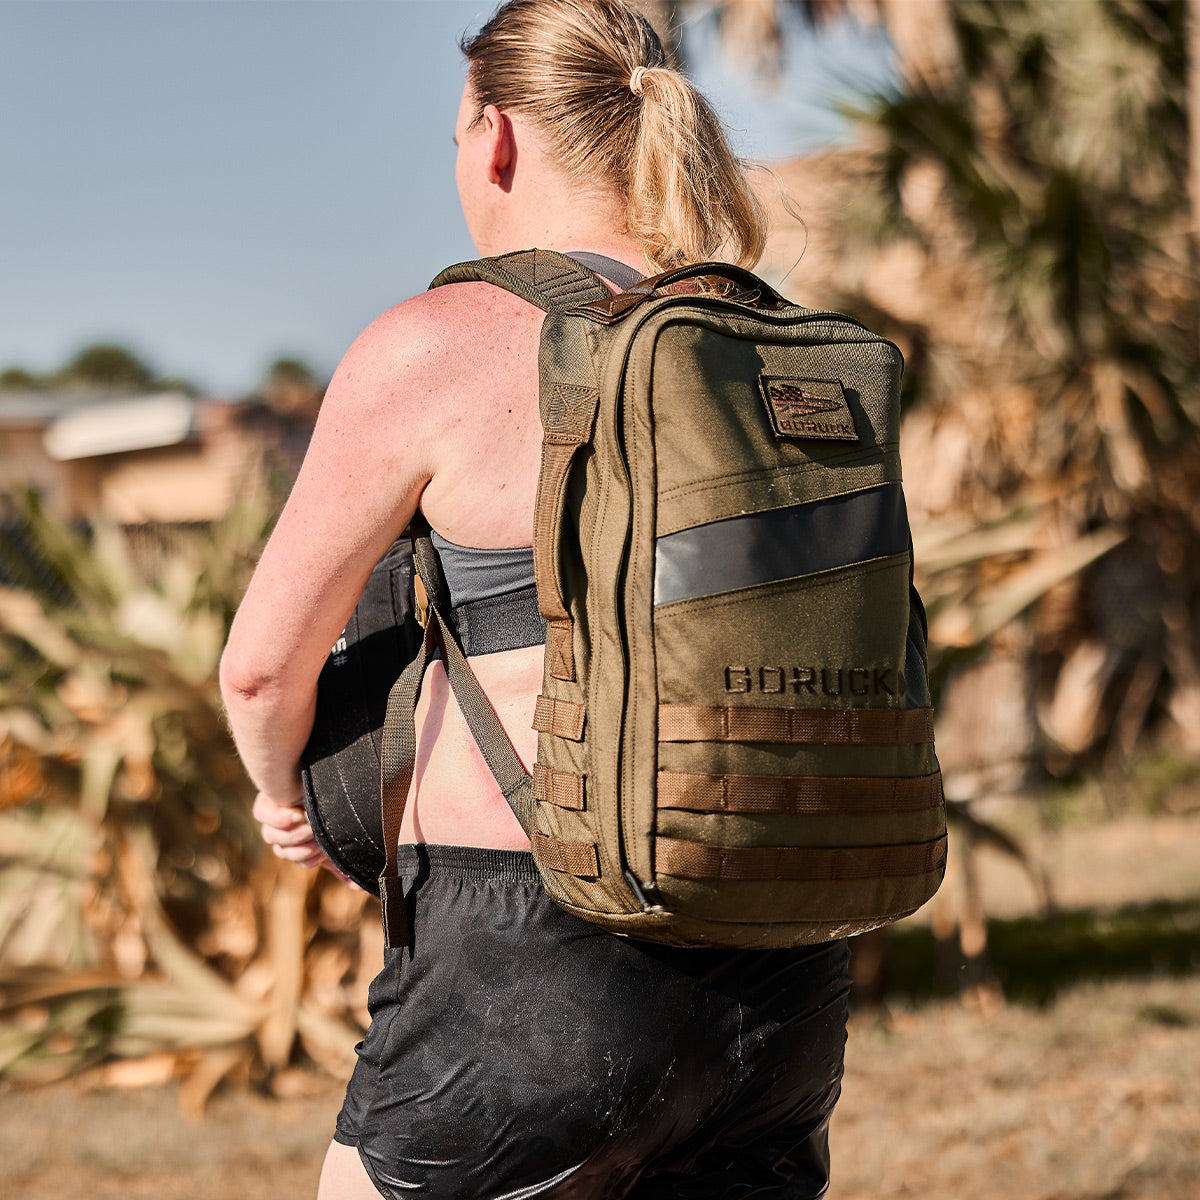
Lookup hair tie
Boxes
[630,65,649,96]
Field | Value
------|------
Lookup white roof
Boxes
[43,393,196,461]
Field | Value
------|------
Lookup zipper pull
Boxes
[624,869,665,915]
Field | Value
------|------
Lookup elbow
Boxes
[219,644,277,715]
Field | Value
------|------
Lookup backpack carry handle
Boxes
[574,262,792,323]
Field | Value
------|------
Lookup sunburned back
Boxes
[398,281,548,850]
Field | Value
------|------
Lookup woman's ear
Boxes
[481,103,515,187]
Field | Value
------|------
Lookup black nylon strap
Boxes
[451,585,547,655]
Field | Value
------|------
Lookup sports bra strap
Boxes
[565,251,645,292]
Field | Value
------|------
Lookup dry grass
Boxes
[2,973,1196,1200]
[833,978,1200,1200]
[2,808,1197,1200]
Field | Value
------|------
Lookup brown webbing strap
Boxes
[377,538,536,949]
[430,603,534,826]
[657,771,944,815]
[533,437,594,681]
[434,251,610,685]
[532,763,586,810]
[656,837,948,882]
[378,620,437,947]
[429,249,612,314]
[658,704,935,746]
[408,535,533,830]
[533,695,587,741]
[532,830,600,877]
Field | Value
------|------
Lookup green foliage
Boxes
[57,344,157,391]
[262,358,319,388]
[0,367,42,391]
[0,343,198,395]
[888,897,1200,1006]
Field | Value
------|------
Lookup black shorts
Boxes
[335,844,851,1199]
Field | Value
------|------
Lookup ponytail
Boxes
[461,0,767,273]
[625,66,766,270]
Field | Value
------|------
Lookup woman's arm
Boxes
[219,296,451,815]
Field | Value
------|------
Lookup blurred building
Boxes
[0,389,316,524]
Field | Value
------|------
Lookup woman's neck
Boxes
[474,152,644,271]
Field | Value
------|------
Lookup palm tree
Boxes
[675,0,1200,774]
[662,0,1198,1000]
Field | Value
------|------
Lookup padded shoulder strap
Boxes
[429,248,612,312]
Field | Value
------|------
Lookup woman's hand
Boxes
[252,792,361,888]
[253,791,325,867]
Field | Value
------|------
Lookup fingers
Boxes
[253,792,312,844]
[273,841,327,869]
[253,791,322,865]
[251,792,364,886]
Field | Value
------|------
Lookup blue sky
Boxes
[0,1,895,397]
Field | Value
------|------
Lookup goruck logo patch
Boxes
[758,376,860,442]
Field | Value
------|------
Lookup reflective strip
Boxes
[533,695,587,741]
[656,836,947,882]
[657,771,943,814]
[655,483,910,606]
[533,831,600,877]
[659,704,935,746]
[532,763,586,810]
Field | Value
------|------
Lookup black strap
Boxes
[452,585,547,655]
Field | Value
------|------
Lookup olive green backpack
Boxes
[377,249,945,949]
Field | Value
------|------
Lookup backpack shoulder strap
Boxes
[429,248,612,311]
[377,527,536,948]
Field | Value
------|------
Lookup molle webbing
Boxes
[532,763,586,810]
[658,705,936,746]
[533,695,587,741]
[656,838,948,882]
[532,830,599,877]
[656,771,943,815]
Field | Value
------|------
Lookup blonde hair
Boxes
[461,0,767,273]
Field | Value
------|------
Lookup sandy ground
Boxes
[2,809,1198,1200]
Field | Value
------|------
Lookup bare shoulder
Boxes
[339,283,541,382]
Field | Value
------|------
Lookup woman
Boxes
[220,2,850,1196]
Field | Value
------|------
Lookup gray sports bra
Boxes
[429,253,643,656]
[430,531,544,655]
